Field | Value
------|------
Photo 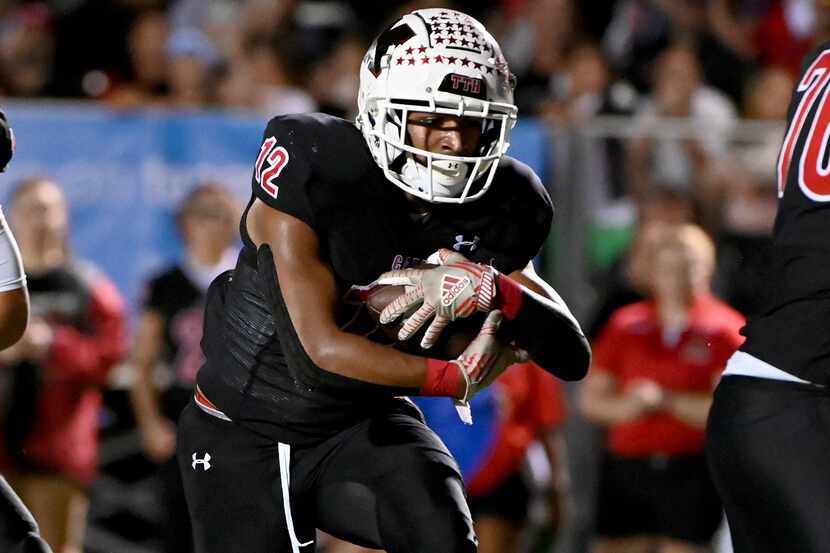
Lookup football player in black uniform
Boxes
[176,9,590,553]
[706,42,830,553]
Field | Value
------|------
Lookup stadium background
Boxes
[0,0,814,552]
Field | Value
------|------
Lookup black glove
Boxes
[0,110,14,172]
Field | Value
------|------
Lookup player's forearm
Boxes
[664,391,712,428]
[495,273,590,380]
[306,328,464,396]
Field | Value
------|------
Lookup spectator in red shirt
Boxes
[0,178,127,553]
[579,222,744,553]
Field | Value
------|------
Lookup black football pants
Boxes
[706,375,830,553]
[177,399,477,553]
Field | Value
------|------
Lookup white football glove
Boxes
[451,310,527,424]
[378,249,496,349]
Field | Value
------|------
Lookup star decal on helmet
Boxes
[422,10,488,56]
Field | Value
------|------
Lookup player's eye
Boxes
[410,116,438,127]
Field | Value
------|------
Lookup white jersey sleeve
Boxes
[0,206,25,292]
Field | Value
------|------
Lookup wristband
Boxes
[495,273,523,320]
[420,358,465,398]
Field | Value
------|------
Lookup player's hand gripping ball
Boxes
[377,249,497,350]
[340,266,486,360]
[453,309,526,402]
[448,309,526,424]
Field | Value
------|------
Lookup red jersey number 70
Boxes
[255,136,289,199]
[779,50,830,201]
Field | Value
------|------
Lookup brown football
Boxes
[340,275,486,360]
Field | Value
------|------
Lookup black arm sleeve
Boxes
[504,292,591,381]
[497,276,591,381]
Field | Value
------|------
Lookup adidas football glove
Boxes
[451,310,526,424]
[377,249,496,349]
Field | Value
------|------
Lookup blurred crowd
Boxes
[0,0,820,119]
[0,0,817,307]
[0,0,826,552]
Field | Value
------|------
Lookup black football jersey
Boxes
[196,113,553,445]
[143,266,205,421]
[740,41,830,384]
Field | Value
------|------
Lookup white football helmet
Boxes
[357,8,518,204]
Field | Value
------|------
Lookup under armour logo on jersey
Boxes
[441,274,471,307]
[453,234,480,253]
[192,452,212,471]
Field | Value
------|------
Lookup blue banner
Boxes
[1,102,549,321]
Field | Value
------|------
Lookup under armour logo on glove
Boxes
[378,249,496,349]
[192,452,212,471]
